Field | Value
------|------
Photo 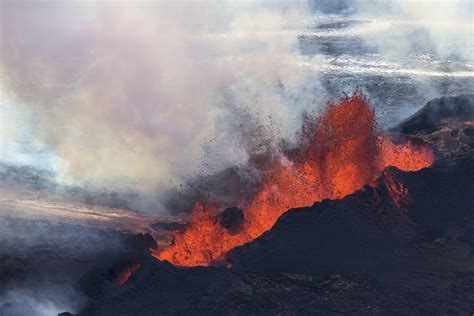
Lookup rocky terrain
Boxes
[1,95,472,315]
[63,95,474,315]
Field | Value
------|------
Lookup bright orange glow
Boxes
[113,263,141,286]
[154,92,435,267]
[378,138,435,172]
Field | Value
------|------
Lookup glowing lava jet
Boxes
[154,92,435,267]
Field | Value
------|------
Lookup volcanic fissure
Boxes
[153,92,435,267]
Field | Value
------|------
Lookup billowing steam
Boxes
[1,0,472,211]
[352,0,473,62]
[0,1,320,199]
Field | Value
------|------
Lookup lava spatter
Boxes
[155,92,435,267]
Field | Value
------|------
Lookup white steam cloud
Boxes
[0,1,320,196]
[1,0,472,206]
[350,0,473,62]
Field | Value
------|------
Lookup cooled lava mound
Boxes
[74,94,474,315]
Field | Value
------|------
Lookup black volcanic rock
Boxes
[72,95,474,315]
[77,257,474,315]
[219,207,245,234]
[464,127,474,138]
[226,171,415,275]
[227,95,474,277]
[393,94,474,135]
[121,233,157,253]
[227,156,474,274]
[77,233,157,300]
[389,95,474,167]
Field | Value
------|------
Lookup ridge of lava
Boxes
[153,91,435,267]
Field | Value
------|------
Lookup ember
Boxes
[155,92,435,266]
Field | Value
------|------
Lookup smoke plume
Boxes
[0,1,320,198]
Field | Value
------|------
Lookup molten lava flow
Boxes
[378,138,435,172]
[383,169,411,211]
[113,263,141,286]
[155,92,435,267]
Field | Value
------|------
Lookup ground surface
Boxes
[75,96,474,315]
[1,96,473,315]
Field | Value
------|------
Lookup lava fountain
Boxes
[154,92,435,266]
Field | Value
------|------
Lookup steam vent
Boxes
[1,2,473,315]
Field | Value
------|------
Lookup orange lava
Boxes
[113,263,141,286]
[383,169,411,211]
[154,92,435,267]
[378,138,435,172]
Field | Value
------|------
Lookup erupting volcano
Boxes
[154,92,435,267]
